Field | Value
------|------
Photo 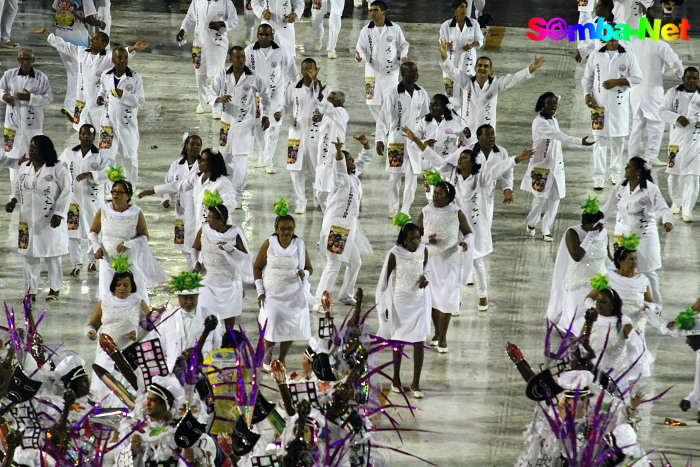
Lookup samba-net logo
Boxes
[528,17,690,42]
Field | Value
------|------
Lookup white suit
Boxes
[627,39,683,162]
[180,0,238,108]
[251,0,304,58]
[660,86,700,219]
[310,0,344,53]
[439,17,484,107]
[582,45,643,185]
[97,66,145,183]
[612,0,653,26]
[314,97,349,212]
[375,82,429,214]
[355,19,409,120]
[162,158,198,267]
[159,305,222,372]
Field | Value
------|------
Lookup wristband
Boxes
[88,231,101,252]
[86,325,96,335]
[255,279,265,297]
[302,269,311,278]
[191,249,200,266]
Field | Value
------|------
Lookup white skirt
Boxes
[427,255,461,314]
[389,294,431,343]
[199,274,242,319]
[258,280,311,342]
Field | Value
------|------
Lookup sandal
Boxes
[87,261,97,273]
[69,265,82,277]
[46,291,60,301]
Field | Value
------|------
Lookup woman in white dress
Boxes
[5,135,70,302]
[522,92,594,241]
[253,201,313,368]
[600,157,674,305]
[417,181,473,353]
[59,123,110,277]
[192,194,252,330]
[85,267,149,401]
[89,171,165,303]
[160,134,201,269]
[376,221,430,398]
[138,148,236,238]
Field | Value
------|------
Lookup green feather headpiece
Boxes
[107,165,126,183]
[273,198,289,217]
[422,169,444,187]
[675,307,697,331]
[170,271,204,293]
[580,196,599,215]
[392,212,412,231]
[590,273,611,292]
[618,233,641,251]
[111,253,131,274]
[202,190,223,208]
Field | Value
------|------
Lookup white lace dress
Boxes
[589,314,632,386]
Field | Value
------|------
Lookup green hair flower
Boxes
[580,196,599,215]
[106,165,126,183]
[202,190,223,208]
[111,253,131,274]
[618,233,640,251]
[675,307,697,331]
[590,273,611,292]
[392,212,412,231]
[422,169,444,187]
[170,271,204,293]
[273,198,289,217]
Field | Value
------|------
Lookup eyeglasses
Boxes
[277,227,294,233]
[111,190,127,195]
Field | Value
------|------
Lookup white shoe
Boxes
[652,158,667,167]
[682,214,693,223]
[543,234,553,242]
[610,173,622,185]
[526,223,536,237]
[593,180,604,191]
[452,311,460,316]
[354,0,362,7]
[327,50,337,59]
[1,41,19,49]
[388,209,398,219]
[212,111,221,120]
[253,160,266,168]
[314,39,322,51]
[671,204,681,214]
[235,203,242,210]
[339,296,356,306]
[294,206,306,214]
[265,166,276,174]
[196,104,206,114]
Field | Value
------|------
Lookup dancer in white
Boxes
[161,134,201,269]
[310,0,344,59]
[582,36,643,189]
[314,88,348,212]
[375,61,429,218]
[471,124,513,204]
[96,48,145,184]
[245,24,298,174]
[314,137,374,307]
[523,92,594,242]
[660,67,700,222]
[251,0,304,58]
[600,157,673,305]
[176,0,238,116]
[5,135,69,302]
[58,124,111,278]
[355,0,409,122]
[207,45,271,204]
[376,220,430,398]
[192,194,253,329]
[418,180,472,353]
[254,201,313,368]
[439,40,544,131]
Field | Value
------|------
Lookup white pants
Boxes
[473,256,487,298]
[668,174,700,217]
[195,70,209,108]
[311,3,328,40]
[58,50,78,113]
[122,156,138,185]
[526,182,561,236]
[69,237,97,266]
[254,124,280,167]
[228,154,249,201]
[93,0,112,36]
[388,165,417,213]
[315,190,329,213]
[592,135,625,184]
[642,269,662,306]
[244,8,257,43]
[315,243,361,303]
[289,150,316,209]
[628,114,664,162]
[23,255,62,294]
[327,12,341,52]
[368,104,381,123]
[0,0,19,43]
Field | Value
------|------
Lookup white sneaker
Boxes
[314,39,322,51]
[339,296,356,306]
[212,111,221,120]
[295,206,306,214]
[682,214,693,223]
[671,204,681,214]
[526,223,536,237]
[543,234,553,242]
[652,158,667,167]
[452,311,460,316]
[327,50,337,59]
[388,209,398,219]
[610,173,622,185]
[265,166,275,174]
[593,180,605,191]
[196,104,206,114]
[253,160,266,168]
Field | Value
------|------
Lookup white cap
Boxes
[557,370,595,396]
[54,355,87,385]
[174,288,202,296]
[612,423,638,456]
[149,374,186,416]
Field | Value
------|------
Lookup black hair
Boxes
[476,124,494,138]
[598,288,624,333]
[301,57,317,68]
[273,214,298,240]
[396,222,421,247]
[535,92,557,114]
[222,329,244,349]
[613,247,635,269]
[598,0,614,11]
[452,0,468,9]
[228,45,245,55]
[581,211,604,226]
[79,123,96,135]
[435,180,456,204]
[30,135,59,167]
[257,24,273,33]
[684,66,699,76]
[476,56,492,68]
[622,156,653,189]
[208,204,230,222]
[200,148,228,181]
[426,94,452,122]
[400,61,417,77]
[371,0,387,12]
[458,149,481,176]
[112,179,134,203]
[113,46,128,56]
[109,270,137,294]
[95,31,109,46]
[180,134,202,163]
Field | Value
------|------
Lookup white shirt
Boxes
[355,20,409,75]
[660,86,700,176]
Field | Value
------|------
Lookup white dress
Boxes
[199,224,253,320]
[161,158,198,254]
[589,314,632,382]
[258,236,312,342]
[375,244,431,342]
